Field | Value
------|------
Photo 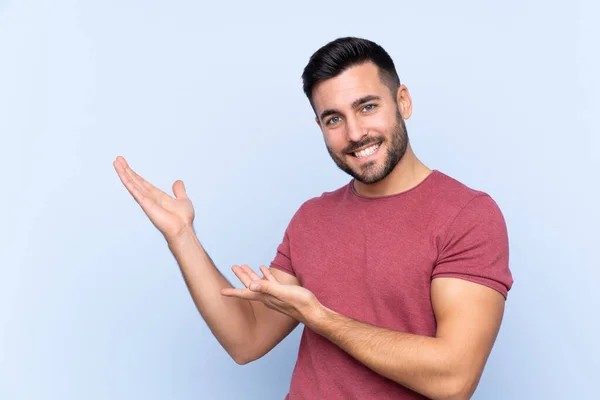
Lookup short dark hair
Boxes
[301,37,401,105]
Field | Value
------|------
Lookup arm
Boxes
[226,268,505,400]
[308,278,505,400]
[113,156,299,365]
[169,229,299,364]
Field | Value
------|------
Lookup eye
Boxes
[362,104,377,112]
[326,116,342,126]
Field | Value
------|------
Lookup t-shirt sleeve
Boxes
[269,206,303,277]
[432,194,514,299]
[270,227,296,276]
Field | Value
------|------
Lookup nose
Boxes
[345,115,367,143]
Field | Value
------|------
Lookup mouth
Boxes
[349,142,382,159]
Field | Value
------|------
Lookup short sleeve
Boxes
[269,206,303,277]
[432,194,514,299]
[270,227,295,276]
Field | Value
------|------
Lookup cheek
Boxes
[370,114,395,134]
[324,133,346,152]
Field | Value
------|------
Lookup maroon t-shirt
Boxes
[270,170,513,399]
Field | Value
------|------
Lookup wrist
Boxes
[166,224,197,247]
[305,302,334,333]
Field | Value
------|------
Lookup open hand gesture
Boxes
[221,265,323,325]
[113,156,195,241]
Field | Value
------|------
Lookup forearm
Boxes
[167,227,257,363]
[309,307,471,400]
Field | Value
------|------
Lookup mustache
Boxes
[344,137,384,154]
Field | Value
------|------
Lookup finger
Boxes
[116,155,134,171]
[172,180,188,199]
[235,265,257,286]
[115,156,128,168]
[124,166,149,197]
[231,265,253,287]
[249,280,279,296]
[131,172,181,210]
[221,287,263,300]
[260,266,280,283]
[114,158,148,195]
[114,159,149,205]
[123,162,158,195]
[117,157,169,201]
[241,265,262,281]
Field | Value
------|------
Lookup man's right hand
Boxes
[113,156,195,242]
[113,155,300,364]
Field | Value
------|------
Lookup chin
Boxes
[352,164,388,184]
[354,173,387,185]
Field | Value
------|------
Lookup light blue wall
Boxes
[1,1,598,399]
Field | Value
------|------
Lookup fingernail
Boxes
[250,283,260,291]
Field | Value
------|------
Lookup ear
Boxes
[396,84,413,120]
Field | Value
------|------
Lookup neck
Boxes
[353,145,432,197]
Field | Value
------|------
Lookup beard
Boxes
[326,112,409,185]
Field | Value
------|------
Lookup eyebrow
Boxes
[319,95,381,121]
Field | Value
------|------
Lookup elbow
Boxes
[434,374,479,400]
[230,351,257,365]
[221,338,260,365]
[230,348,264,365]
[232,355,253,365]
[226,334,268,365]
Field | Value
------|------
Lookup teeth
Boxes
[354,143,380,158]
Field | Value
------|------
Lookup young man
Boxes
[114,37,513,400]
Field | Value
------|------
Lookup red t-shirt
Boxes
[270,170,513,399]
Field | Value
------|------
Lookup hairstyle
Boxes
[301,37,401,105]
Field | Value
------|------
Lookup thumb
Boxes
[172,180,188,199]
[250,280,277,296]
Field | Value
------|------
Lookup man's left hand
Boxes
[221,265,323,325]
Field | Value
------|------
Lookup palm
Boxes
[114,156,195,240]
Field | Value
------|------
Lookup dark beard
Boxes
[326,113,409,184]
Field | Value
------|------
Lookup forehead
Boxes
[311,62,391,114]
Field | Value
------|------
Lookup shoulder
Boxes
[289,182,351,225]
[431,170,503,217]
[432,170,489,206]
[303,181,351,208]
[432,172,513,297]
[432,170,507,238]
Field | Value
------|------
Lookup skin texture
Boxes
[113,157,300,365]
[222,264,504,400]
[323,104,408,185]
[222,63,507,399]
[312,61,431,197]
[115,61,505,400]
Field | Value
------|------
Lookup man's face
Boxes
[311,62,409,185]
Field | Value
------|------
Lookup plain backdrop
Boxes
[1,0,598,399]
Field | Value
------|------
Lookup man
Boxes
[114,37,513,400]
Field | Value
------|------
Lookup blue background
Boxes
[1,1,598,398]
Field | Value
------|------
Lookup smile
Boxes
[353,143,380,158]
